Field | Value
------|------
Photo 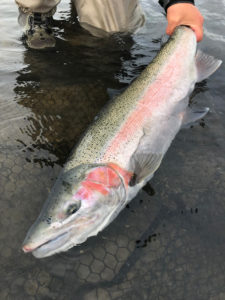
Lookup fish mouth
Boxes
[22,214,99,258]
[22,231,69,258]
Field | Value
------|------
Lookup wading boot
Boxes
[25,12,55,49]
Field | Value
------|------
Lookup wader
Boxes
[16,0,145,37]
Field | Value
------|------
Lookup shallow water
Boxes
[0,0,225,299]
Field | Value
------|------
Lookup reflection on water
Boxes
[0,0,225,299]
[13,4,137,166]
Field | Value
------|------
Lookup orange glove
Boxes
[166,3,204,42]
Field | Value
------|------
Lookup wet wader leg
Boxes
[15,0,61,49]
[15,0,61,14]
[72,0,145,37]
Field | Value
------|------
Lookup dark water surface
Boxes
[0,0,225,299]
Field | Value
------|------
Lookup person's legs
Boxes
[16,0,61,49]
[73,0,145,37]
[16,0,61,13]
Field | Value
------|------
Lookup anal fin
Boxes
[182,107,209,128]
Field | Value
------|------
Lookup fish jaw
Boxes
[22,163,130,258]
[22,211,102,258]
[23,231,70,257]
[22,190,126,258]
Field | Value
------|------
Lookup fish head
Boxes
[22,163,129,258]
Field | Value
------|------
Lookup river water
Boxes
[0,0,225,299]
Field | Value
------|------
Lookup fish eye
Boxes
[66,200,81,216]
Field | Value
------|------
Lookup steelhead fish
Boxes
[22,26,222,258]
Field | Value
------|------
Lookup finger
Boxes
[166,23,176,36]
[167,23,203,42]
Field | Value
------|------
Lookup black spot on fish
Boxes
[62,181,72,193]
[46,216,52,224]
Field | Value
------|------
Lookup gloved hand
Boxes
[166,3,204,42]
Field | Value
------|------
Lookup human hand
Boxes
[166,3,204,42]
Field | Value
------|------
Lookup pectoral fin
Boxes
[129,124,163,185]
[195,50,222,82]
[129,152,162,185]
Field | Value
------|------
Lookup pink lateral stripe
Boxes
[103,42,185,159]
[75,164,133,199]
[86,166,121,187]
[82,181,109,195]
